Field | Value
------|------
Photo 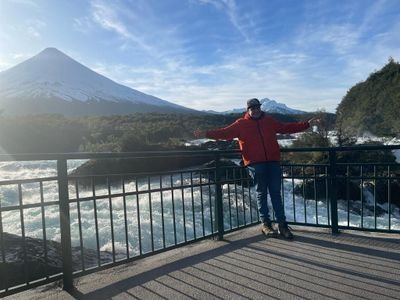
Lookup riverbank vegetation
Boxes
[0,112,334,154]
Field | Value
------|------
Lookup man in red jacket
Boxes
[195,98,319,239]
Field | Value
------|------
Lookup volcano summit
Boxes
[0,48,196,116]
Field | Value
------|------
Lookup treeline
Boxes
[336,57,400,137]
[0,112,333,154]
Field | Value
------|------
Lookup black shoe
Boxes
[261,223,278,238]
[278,223,294,239]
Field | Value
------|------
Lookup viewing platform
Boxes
[1,147,399,298]
[6,226,400,300]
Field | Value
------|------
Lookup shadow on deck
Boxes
[6,226,400,300]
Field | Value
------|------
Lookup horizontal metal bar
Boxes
[337,162,400,166]
[0,274,63,298]
[337,226,400,234]
[1,144,400,162]
[68,182,214,203]
[0,200,60,212]
[281,163,329,167]
[281,176,328,179]
[337,176,400,180]
[280,175,400,180]
[0,177,58,185]
[282,145,400,152]
[0,150,234,162]
[69,167,216,179]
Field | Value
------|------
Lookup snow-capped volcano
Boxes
[0,48,196,116]
[259,98,306,114]
[217,98,306,115]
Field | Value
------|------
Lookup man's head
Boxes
[246,98,262,118]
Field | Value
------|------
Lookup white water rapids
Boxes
[1,159,399,259]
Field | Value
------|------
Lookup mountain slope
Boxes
[0,48,196,116]
[336,58,400,136]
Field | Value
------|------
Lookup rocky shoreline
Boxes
[294,178,400,215]
[0,233,113,290]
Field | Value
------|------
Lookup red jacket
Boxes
[206,112,310,166]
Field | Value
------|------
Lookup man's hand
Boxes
[193,129,206,138]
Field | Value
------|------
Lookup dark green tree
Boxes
[336,58,400,137]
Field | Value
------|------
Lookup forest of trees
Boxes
[0,112,334,154]
[336,58,400,137]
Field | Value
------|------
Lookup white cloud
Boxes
[76,0,400,113]
[73,17,94,34]
[0,60,13,72]
[4,0,38,8]
[90,1,130,38]
[88,0,199,79]
[88,43,343,112]
[0,31,11,43]
[86,8,399,114]
[27,26,41,38]
[12,53,25,59]
[25,19,46,39]
[0,52,33,72]
[196,0,251,41]
[89,0,154,53]
[222,0,249,41]
[295,23,360,55]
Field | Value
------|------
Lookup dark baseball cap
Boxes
[246,98,261,110]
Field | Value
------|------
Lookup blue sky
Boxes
[0,0,399,112]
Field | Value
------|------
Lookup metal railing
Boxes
[0,145,399,296]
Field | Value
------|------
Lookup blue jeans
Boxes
[247,162,286,224]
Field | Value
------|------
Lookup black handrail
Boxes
[0,144,399,162]
[1,144,399,296]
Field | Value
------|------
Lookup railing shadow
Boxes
[68,233,266,299]
[67,228,400,299]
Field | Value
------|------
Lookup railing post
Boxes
[215,153,224,240]
[57,158,73,291]
[329,150,339,234]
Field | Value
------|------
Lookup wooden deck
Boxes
[6,226,400,300]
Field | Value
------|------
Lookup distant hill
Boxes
[336,58,400,136]
[206,98,307,115]
[0,48,198,116]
